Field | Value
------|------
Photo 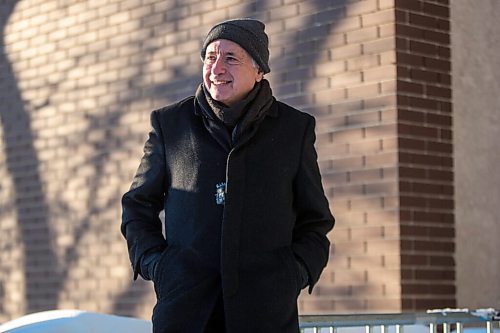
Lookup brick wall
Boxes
[395,0,455,310]
[0,0,453,322]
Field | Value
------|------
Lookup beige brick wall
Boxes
[289,0,401,314]
[0,0,455,322]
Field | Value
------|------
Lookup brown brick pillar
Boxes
[395,0,455,310]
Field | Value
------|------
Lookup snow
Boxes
[0,310,152,333]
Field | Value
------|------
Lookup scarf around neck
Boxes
[195,79,274,146]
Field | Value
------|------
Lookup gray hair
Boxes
[251,58,262,73]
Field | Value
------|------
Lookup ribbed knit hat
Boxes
[201,18,270,74]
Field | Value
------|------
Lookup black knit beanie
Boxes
[201,18,271,74]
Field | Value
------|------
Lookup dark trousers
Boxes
[204,292,225,333]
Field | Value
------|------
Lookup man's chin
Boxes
[209,91,230,105]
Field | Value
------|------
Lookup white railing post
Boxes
[443,322,450,333]
[487,321,493,333]
[430,323,437,333]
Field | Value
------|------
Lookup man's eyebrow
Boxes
[206,50,242,57]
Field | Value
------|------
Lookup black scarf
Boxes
[195,79,274,150]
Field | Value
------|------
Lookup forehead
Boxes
[205,39,248,56]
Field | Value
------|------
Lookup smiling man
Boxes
[203,39,263,106]
[121,18,335,333]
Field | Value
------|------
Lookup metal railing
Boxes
[299,309,500,333]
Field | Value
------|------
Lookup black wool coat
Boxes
[121,96,335,333]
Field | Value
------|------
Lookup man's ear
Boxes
[256,71,264,82]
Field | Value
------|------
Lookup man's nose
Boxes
[211,57,226,74]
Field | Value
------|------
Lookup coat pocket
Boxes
[238,247,301,323]
[153,246,178,298]
[280,247,302,296]
[153,246,209,301]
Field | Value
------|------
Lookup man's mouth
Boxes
[212,80,231,85]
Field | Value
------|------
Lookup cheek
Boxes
[238,74,257,92]
[203,68,210,84]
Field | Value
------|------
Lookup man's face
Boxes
[203,39,263,107]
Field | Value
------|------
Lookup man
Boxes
[121,18,334,333]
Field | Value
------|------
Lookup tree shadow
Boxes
[0,0,201,317]
[0,0,61,313]
[1,0,360,319]
[0,0,156,316]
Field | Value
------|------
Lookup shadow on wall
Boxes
[0,0,61,313]
[0,0,198,317]
[0,0,355,318]
[0,0,155,316]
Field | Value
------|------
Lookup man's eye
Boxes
[205,56,216,64]
[226,57,240,65]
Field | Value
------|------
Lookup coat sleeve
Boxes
[121,110,168,280]
[292,115,335,293]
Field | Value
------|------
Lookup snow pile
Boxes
[426,308,500,321]
[0,310,152,333]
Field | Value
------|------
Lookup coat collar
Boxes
[193,82,279,119]
[194,96,279,119]
[194,80,279,152]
